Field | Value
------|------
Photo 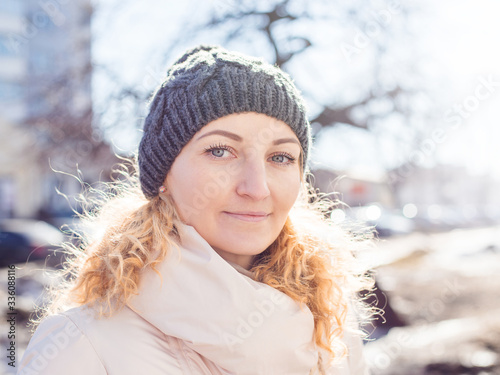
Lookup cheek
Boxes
[274,174,301,213]
[166,159,232,226]
[166,164,202,221]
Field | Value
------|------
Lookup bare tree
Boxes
[91,0,445,172]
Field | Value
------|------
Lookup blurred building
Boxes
[390,164,500,226]
[311,164,500,231]
[0,2,25,120]
[0,0,116,219]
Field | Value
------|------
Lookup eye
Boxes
[211,148,227,157]
[270,153,296,164]
[204,143,234,159]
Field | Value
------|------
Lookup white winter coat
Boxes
[18,223,369,375]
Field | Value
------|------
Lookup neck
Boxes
[212,247,255,270]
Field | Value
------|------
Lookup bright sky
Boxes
[92,0,500,178]
[425,0,500,177]
[309,0,500,178]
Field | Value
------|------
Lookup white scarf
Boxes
[128,223,318,374]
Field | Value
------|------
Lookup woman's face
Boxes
[165,112,302,269]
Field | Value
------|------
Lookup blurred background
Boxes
[1,0,500,374]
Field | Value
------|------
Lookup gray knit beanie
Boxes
[138,45,311,200]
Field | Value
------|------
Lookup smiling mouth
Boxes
[223,212,270,222]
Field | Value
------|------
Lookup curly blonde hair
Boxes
[36,162,375,372]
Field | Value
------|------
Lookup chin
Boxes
[213,237,272,257]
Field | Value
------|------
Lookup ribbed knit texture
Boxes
[138,45,311,199]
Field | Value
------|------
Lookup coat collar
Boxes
[128,223,318,374]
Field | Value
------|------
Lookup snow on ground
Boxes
[364,225,500,374]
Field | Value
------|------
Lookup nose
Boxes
[235,159,271,200]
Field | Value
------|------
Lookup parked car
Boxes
[371,211,415,237]
[0,219,65,267]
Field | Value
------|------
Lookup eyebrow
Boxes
[196,130,242,142]
[272,137,300,146]
[196,130,301,146]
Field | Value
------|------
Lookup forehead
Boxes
[198,112,298,140]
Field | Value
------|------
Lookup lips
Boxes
[223,211,270,222]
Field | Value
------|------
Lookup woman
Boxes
[19,45,374,375]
